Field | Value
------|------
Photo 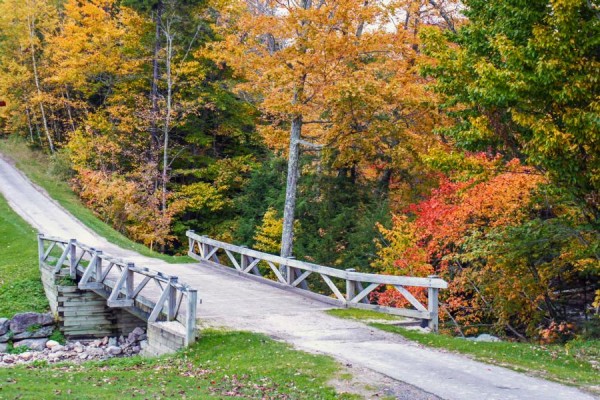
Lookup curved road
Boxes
[0,155,596,400]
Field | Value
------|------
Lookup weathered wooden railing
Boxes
[38,234,198,345]
[186,231,447,331]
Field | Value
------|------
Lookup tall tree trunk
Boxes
[28,16,54,154]
[25,107,34,143]
[150,1,163,158]
[280,114,302,258]
[161,24,174,215]
[280,0,311,258]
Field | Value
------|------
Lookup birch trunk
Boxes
[280,115,302,258]
[28,16,54,153]
[150,1,163,157]
[161,24,174,215]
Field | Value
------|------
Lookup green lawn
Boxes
[327,309,600,391]
[0,330,358,399]
[0,193,49,318]
[0,137,191,264]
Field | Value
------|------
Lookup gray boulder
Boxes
[107,346,122,356]
[13,338,47,351]
[9,313,54,334]
[0,318,9,336]
[12,325,54,340]
[0,332,11,343]
[0,342,7,353]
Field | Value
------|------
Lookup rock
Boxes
[13,326,54,340]
[14,338,47,351]
[78,353,88,360]
[108,337,117,347]
[9,313,54,334]
[0,318,9,336]
[475,334,501,342]
[139,340,148,350]
[53,351,65,358]
[131,345,141,353]
[86,347,105,357]
[46,340,60,349]
[19,352,33,361]
[0,343,8,353]
[132,327,144,336]
[51,345,65,353]
[74,344,84,353]
[138,334,147,341]
[0,332,11,343]
[3,355,15,364]
[101,336,108,346]
[106,346,122,356]
[12,331,33,340]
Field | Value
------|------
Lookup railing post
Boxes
[167,277,178,321]
[37,233,44,263]
[285,257,296,286]
[187,230,195,254]
[185,289,198,346]
[126,262,135,299]
[69,239,77,279]
[345,268,356,303]
[201,236,209,260]
[428,275,440,332]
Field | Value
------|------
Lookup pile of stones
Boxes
[0,312,148,366]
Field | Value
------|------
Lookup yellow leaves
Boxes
[253,208,284,254]
[253,207,299,254]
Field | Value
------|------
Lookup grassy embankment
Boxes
[327,309,600,392]
[0,137,191,263]
[0,190,358,399]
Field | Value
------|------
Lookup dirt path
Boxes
[0,155,596,400]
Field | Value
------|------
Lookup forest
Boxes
[0,0,598,342]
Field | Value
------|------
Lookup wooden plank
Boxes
[148,282,171,322]
[292,270,312,287]
[394,285,428,312]
[266,261,286,283]
[350,283,379,304]
[320,274,346,302]
[225,250,241,270]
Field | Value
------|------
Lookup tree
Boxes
[0,0,59,152]
[422,0,600,217]
[209,0,453,258]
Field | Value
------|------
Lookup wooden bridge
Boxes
[187,231,447,331]
[36,231,447,354]
[38,234,198,354]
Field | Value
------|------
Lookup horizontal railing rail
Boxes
[38,234,198,345]
[186,230,447,331]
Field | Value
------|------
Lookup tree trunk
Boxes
[28,16,54,154]
[150,1,163,156]
[161,25,174,215]
[280,115,302,258]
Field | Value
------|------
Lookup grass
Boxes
[326,308,405,322]
[0,137,192,264]
[327,308,600,391]
[0,330,359,399]
[0,193,49,318]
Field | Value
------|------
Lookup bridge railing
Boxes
[186,231,447,331]
[38,234,198,345]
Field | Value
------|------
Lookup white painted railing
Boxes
[186,231,447,331]
[38,234,198,345]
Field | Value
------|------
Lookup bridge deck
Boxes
[0,155,595,400]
